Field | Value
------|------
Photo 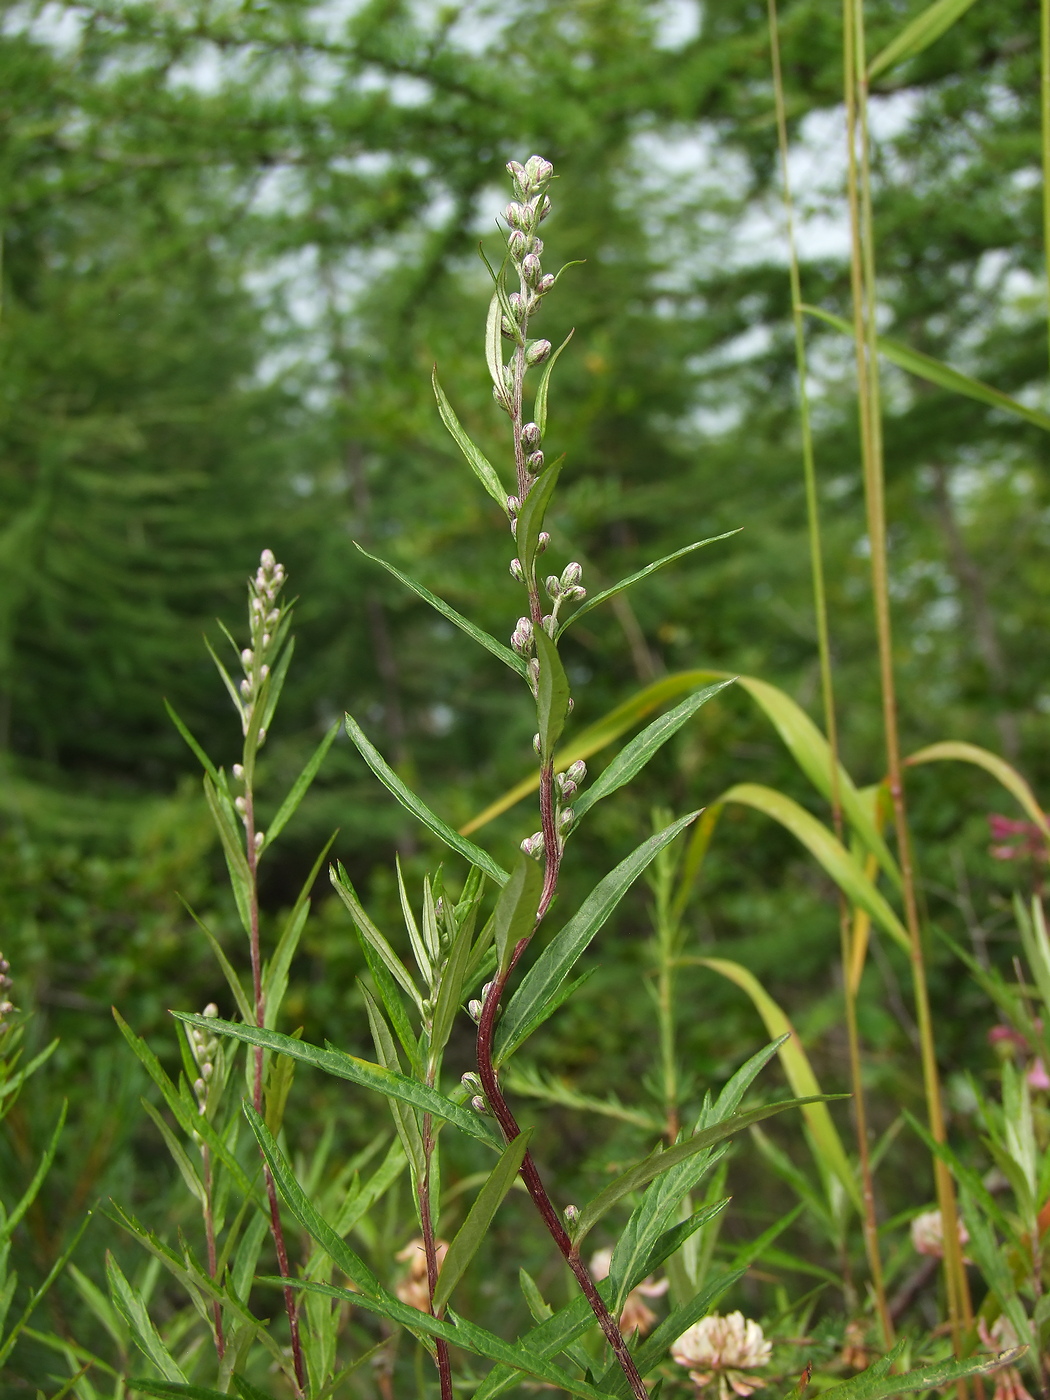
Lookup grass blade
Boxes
[868,0,981,80]
[344,713,508,885]
[355,543,525,676]
[818,1349,1025,1400]
[905,739,1050,840]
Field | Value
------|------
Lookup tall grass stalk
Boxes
[767,0,893,1348]
[842,0,971,1361]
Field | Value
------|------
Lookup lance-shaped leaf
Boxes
[359,937,424,1076]
[868,0,981,79]
[492,853,543,976]
[496,812,698,1064]
[571,680,733,825]
[533,627,570,764]
[432,1129,533,1313]
[178,1014,500,1149]
[610,1198,728,1315]
[107,1253,187,1383]
[694,959,861,1210]
[164,700,220,783]
[361,987,425,1181]
[485,291,509,406]
[330,862,424,1011]
[344,714,508,885]
[178,898,253,1024]
[516,458,563,579]
[1,1101,66,1239]
[805,306,1050,434]
[129,1384,239,1400]
[534,329,574,435]
[716,784,909,951]
[432,370,508,510]
[202,773,253,935]
[355,543,525,677]
[817,1348,1025,1400]
[263,834,336,1027]
[431,883,483,1055]
[558,534,740,637]
[261,723,339,851]
[575,1095,841,1244]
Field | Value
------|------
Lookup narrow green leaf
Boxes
[496,966,598,1065]
[233,1378,280,1400]
[202,774,253,936]
[430,896,479,1056]
[163,701,220,784]
[696,959,861,1210]
[344,714,508,886]
[906,740,1050,842]
[559,534,740,636]
[204,638,246,725]
[355,543,525,676]
[868,0,981,79]
[113,1009,254,1196]
[178,1014,501,1150]
[432,1129,533,1313]
[330,861,424,1011]
[2,1101,66,1239]
[534,627,570,763]
[515,458,563,579]
[534,329,574,436]
[140,1099,205,1207]
[818,1349,1025,1400]
[130,1383,234,1400]
[572,681,733,824]
[178,898,253,1024]
[107,1253,187,1382]
[263,834,336,1027]
[361,987,425,1180]
[432,371,509,511]
[496,812,699,1064]
[718,784,910,951]
[574,1095,840,1243]
[262,723,338,851]
[358,938,424,1076]
[805,306,1050,434]
[0,1213,92,1366]
[256,633,294,740]
[493,853,544,977]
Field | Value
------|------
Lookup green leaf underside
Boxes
[355,543,525,676]
[818,1348,1025,1400]
[534,626,570,763]
[496,812,699,1063]
[572,680,733,824]
[432,1129,533,1313]
[805,306,1050,434]
[178,1014,501,1149]
[557,533,741,636]
[516,458,563,578]
[575,1094,843,1241]
[432,371,508,510]
[344,713,508,885]
[868,0,981,80]
[493,853,544,975]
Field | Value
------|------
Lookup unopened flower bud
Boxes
[527,451,545,473]
[262,632,271,647]
[506,159,527,185]
[267,609,279,624]
[546,575,561,598]
[526,339,551,366]
[566,697,574,714]
[563,1204,579,1228]
[257,727,266,743]
[521,832,545,859]
[505,201,527,229]
[537,273,556,295]
[560,562,583,590]
[468,999,483,1022]
[533,733,542,755]
[235,796,247,813]
[527,657,540,692]
[521,421,541,448]
[559,808,575,830]
[523,155,554,189]
[521,253,542,285]
[461,1072,482,1094]
[508,292,526,319]
[260,548,275,569]
[507,495,520,515]
[241,648,253,665]
[232,763,244,780]
[537,196,552,223]
[508,229,527,260]
[542,614,556,637]
[203,1003,218,1018]
[239,678,251,698]
[509,558,524,581]
[537,532,550,552]
[260,664,269,679]
[557,777,578,800]
[471,1095,489,1114]
[254,830,265,849]
[511,617,534,654]
[568,760,587,783]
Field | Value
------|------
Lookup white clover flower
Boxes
[671,1312,771,1400]
[910,1207,970,1259]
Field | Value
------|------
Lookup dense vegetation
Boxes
[1,0,1049,1394]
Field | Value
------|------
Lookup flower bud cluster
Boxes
[542,561,586,635]
[493,157,557,416]
[238,548,287,743]
[188,1003,221,1118]
[551,759,586,849]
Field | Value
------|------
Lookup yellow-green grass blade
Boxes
[905,740,1049,841]
[868,0,981,81]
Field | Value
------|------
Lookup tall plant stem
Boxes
[245,791,307,1399]
[843,0,971,1361]
[202,1143,225,1359]
[768,0,891,1345]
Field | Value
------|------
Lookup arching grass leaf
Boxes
[868,0,981,80]
[905,740,1049,840]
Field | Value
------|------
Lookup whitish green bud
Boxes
[523,155,554,191]
[508,292,527,319]
[468,999,483,1022]
[559,808,574,830]
[560,562,583,590]
[533,732,542,755]
[545,574,561,598]
[241,648,253,665]
[511,617,534,654]
[254,830,264,849]
[505,201,527,228]
[522,253,542,285]
[563,1204,579,1228]
[471,1095,490,1114]
[508,229,527,260]
[521,832,545,859]
[527,451,545,473]
[537,273,555,295]
[509,557,524,581]
[461,1072,482,1094]
[233,763,244,780]
[537,532,550,552]
[566,760,587,784]
[526,339,551,366]
[521,421,541,448]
